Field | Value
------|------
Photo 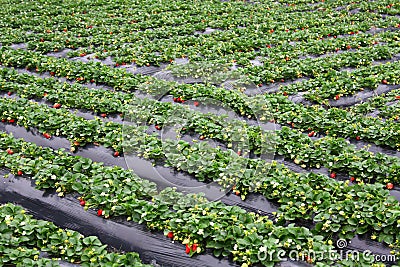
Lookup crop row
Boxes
[0,0,384,54]
[1,0,398,71]
[348,87,400,120]
[0,81,399,188]
[1,48,399,151]
[0,203,150,267]
[283,56,400,103]
[0,131,345,267]
[1,96,400,255]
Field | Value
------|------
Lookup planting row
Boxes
[348,87,400,120]
[2,48,400,149]
[172,33,400,86]
[0,203,150,267]
[0,131,349,267]
[0,0,391,60]
[283,56,400,103]
[1,88,399,187]
[1,97,400,255]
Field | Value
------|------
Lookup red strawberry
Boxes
[43,133,51,139]
[173,97,178,102]
[356,136,361,140]
[281,79,285,82]
[155,125,161,130]
[97,209,103,216]
[335,95,340,100]
[308,131,315,137]
[237,150,241,156]
[90,79,95,83]
[346,45,351,49]
[79,53,86,57]
[43,92,48,97]
[395,96,400,100]
[100,113,107,118]
[177,97,182,103]
[73,141,80,146]
[7,91,12,96]
[115,63,119,67]
[114,151,120,157]
[167,232,174,239]
[192,243,198,251]
[9,119,15,123]
[80,200,86,206]
[17,170,23,176]
[382,79,388,84]
[50,71,55,76]
[330,172,336,178]
[283,91,288,96]
[1,119,5,122]
[185,244,191,254]
[258,83,262,87]
[6,149,13,155]
[194,101,199,107]
[199,135,205,140]
[386,183,394,190]
[350,177,355,182]
[53,103,61,109]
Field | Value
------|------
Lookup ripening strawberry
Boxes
[395,96,400,100]
[194,101,199,107]
[7,91,12,96]
[50,72,55,76]
[90,79,95,83]
[6,149,13,155]
[237,150,241,156]
[155,125,161,130]
[97,209,103,216]
[330,172,336,178]
[386,183,394,190]
[356,136,361,140]
[382,79,388,84]
[43,133,51,139]
[100,113,107,118]
[167,232,174,239]
[53,103,61,109]
[199,135,205,140]
[114,151,120,157]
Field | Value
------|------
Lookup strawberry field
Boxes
[1,0,400,266]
